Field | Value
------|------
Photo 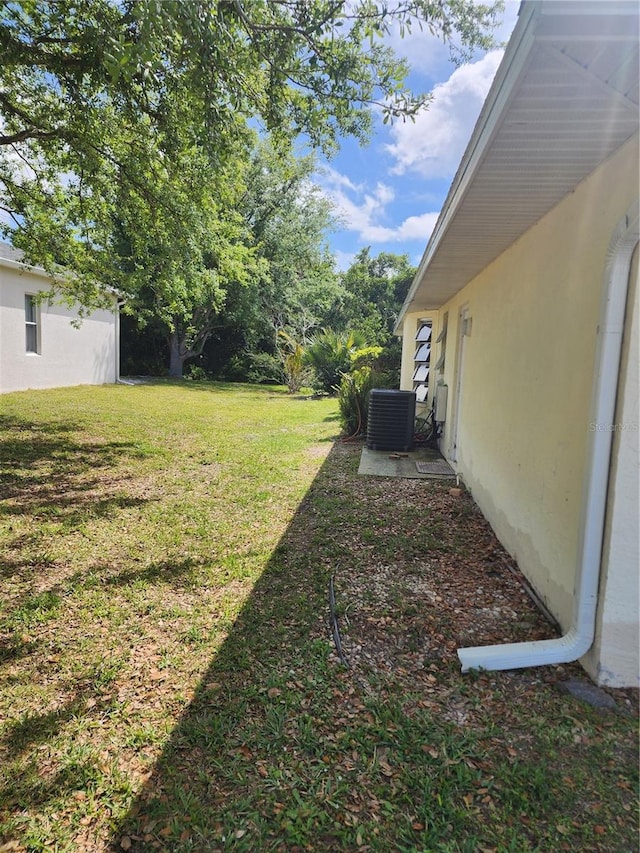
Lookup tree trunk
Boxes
[168,331,187,378]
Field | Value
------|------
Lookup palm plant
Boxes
[304,329,366,394]
[277,330,310,393]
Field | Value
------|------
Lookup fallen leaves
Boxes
[421,745,439,759]
[2,435,637,853]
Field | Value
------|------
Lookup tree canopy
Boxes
[1,0,502,376]
[338,247,415,345]
[183,140,341,381]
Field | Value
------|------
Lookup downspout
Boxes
[116,298,125,382]
[458,201,640,673]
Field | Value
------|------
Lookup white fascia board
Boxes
[0,253,120,306]
[0,253,50,280]
[538,0,639,17]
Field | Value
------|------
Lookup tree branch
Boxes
[231,0,342,39]
[0,91,61,145]
[0,128,59,145]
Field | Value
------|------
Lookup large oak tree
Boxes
[0,0,502,374]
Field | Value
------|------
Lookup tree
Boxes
[277,330,311,393]
[112,137,261,377]
[0,0,502,350]
[192,139,343,381]
[334,248,416,383]
[241,140,341,338]
[338,248,414,341]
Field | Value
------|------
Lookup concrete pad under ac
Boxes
[358,447,456,480]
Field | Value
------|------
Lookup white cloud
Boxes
[318,167,438,245]
[333,249,357,271]
[385,49,504,179]
[324,178,395,241]
[320,164,361,193]
[396,211,439,240]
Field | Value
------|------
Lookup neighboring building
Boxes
[396,1,639,686]
[0,242,120,393]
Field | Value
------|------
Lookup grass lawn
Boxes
[0,381,637,852]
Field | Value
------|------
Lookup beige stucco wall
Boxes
[0,263,119,393]
[400,134,639,684]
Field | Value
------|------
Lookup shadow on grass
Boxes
[3,432,636,851]
[2,756,106,814]
[121,378,283,395]
[0,415,158,552]
[105,443,352,851]
[0,443,348,849]
[103,557,206,588]
[1,688,130,812]
[0,412,159,617]
[123,378,343,411]
[0,414,156,495]
[3,696,89,757]
[0,635,38,665]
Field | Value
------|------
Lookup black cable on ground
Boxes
[498,555,561,632]
[329,574,349,667]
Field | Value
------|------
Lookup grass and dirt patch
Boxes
[0,381,637,852]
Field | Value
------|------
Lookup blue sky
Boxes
[316,1,521,270]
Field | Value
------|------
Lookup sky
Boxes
[316,1,521,270]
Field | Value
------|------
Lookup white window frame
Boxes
[25,294,40,354]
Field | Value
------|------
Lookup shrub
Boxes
[185,364,209,381]
[246,352,282,384]
[337,366,379,437]
[349,344,383,371]
[222,351,281,384]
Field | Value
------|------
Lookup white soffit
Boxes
[399,0,640,318]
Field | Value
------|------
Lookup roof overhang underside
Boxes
[397,0,640,323]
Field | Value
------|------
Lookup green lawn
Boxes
[0,382,637,852]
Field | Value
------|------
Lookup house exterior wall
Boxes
[0,262,119,394]
[400,134,639,684]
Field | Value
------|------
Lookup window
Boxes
[413,364,430,382]
[413,320,432,403]
[414,342,431,362]
[25,295,39,353]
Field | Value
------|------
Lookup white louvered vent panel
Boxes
[413,321,432,404]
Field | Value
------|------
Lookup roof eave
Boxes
[395,0,639,332]
[0,253,51,280]
[395,2,540,332]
